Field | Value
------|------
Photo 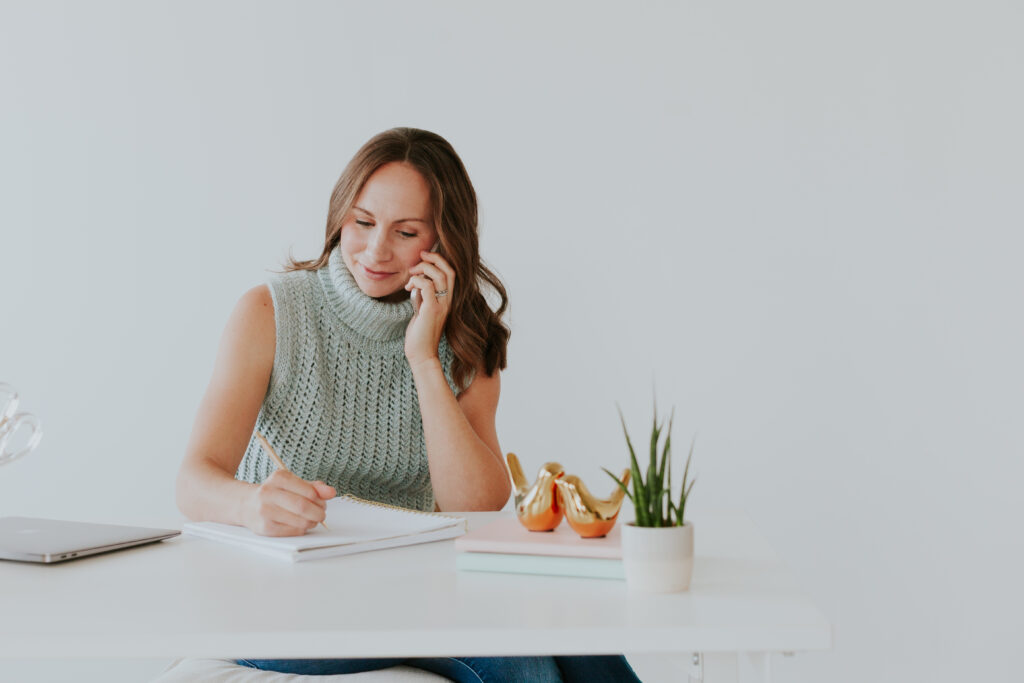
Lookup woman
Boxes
[176,127,640,682]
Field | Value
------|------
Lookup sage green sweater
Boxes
[235,246,463,511]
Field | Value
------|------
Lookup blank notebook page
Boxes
[183,495,463,552]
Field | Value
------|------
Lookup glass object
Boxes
[0,382,43,467]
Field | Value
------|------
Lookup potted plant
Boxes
[604,399,696,593]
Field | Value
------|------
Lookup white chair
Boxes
[152,658,452,682]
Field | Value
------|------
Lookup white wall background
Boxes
[2,1,1022,681]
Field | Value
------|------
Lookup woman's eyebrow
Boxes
[353,206,429,224]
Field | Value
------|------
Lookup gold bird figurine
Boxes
[554,469,631,538]
[506,453,564,531]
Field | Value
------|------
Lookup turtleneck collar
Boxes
[320,246,414,342]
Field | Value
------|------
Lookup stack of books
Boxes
[454,516,624,580]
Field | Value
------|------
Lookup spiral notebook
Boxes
[183,495,465,562]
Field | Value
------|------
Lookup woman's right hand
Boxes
[242,470,336,536]
[176,285,337,533]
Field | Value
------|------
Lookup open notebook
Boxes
[183,495,465,562]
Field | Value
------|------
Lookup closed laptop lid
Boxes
[0,516,180,563]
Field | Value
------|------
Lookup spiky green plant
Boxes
[603,399,696,527]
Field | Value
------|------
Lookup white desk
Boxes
[0,511,830,682]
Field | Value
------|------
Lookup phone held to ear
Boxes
[410,242,440,314]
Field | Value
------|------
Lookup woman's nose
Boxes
[364,229,392,262]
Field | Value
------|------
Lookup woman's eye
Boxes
[399,231,417,238]
[355,220,372,227]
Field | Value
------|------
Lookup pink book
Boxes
[454,516,622,559]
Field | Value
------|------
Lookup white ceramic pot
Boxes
[621,522,694,593]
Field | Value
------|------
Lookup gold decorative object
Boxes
[555,469,631,538]
[506,453,564,531]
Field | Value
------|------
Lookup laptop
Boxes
[0,516,180,563]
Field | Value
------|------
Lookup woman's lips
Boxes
[360,264,396,281]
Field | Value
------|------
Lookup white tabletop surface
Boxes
[0,511,831,659]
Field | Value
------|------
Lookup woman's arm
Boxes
[404,250,511,511]
[411,360,511,511]
[175,285,334,535]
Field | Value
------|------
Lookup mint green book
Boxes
[456,551,624,580]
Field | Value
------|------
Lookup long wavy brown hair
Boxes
[286,127,510,390]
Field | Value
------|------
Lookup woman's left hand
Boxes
[404,250,456,371]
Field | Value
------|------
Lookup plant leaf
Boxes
[659,432,675,524]
[656,407,674,490]
[677,436,696,525]
[680,476,696,523]
[657,408,673,521]
[602,467,634,503]
[647,415,660,512]
[617,404,649,526]
[649,389,661,507]
[667,499,679,526]
[665,437,673,523]
[657,488,674,526]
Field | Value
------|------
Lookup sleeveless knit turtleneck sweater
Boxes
[234,246,463,511]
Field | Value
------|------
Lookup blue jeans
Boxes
[237,655,641,682]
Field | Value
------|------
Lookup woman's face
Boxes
[339,162,438,301]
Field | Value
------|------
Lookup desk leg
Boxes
[647,652,767,682]
[688,652,704,682]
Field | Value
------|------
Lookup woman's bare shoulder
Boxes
[238,283,273,313]
[235,284,274,330]
[217,285,275,369]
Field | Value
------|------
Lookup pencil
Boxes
[254,430,331,531]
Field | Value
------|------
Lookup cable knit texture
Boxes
[235,246,463,511]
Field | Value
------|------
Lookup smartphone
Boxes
[410,241,440,314]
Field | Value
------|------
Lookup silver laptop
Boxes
[0,516,180,563]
